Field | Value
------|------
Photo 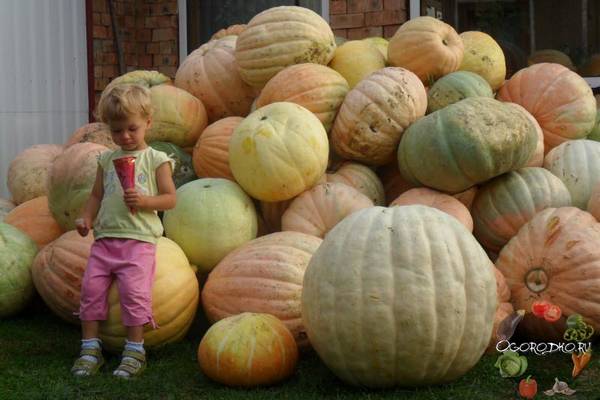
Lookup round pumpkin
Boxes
[210,24,246,40]
[104,70,171,91]
[497,63,596,153]
[99,237,199,352]
[390,187,473,231]
[281,182,373,238]
[505,103,545,167]
[201,231,322,347]
[471,167,572,252]
[398,97,538,193]
[256,63,349,132]
[198,312,298,387]
[302,205,497,387]
[528,49,575,70]
[4,196,64,249]
[235,6,336,88]
[0,198,15,222]
[331,67,427,166]
[193,117,243,180]
[328,40,385,89]
[388,16,464,84]
[543,139,600,209]
[149,141,196,188]
[31,230,94,323]
[7,144,64,205]
[327,162,385,206]
[174,37,255,123]
[362,37,389,62]
[65,122,118,150]
[47,143,108,231]
[495,207,600,341]
[0,223,38,317]
[163,178,258,272]
[426,70,493,113]
[458,31,506,91]
[229,102,329,202]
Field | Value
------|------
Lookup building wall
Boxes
[329,0,408,39]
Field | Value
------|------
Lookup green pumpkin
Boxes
[149,141,197,188]
[0,223,38,317]
[427,71,493,113]
[398,97,538,193]
[587,110,600,141]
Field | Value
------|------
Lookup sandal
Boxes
[71,347,105,377]
[113,349,146,379]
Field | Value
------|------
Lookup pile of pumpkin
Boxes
[2,5,600,389]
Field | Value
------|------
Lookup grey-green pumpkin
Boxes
[427,71,494,113]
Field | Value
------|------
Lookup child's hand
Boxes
[75,218,91,237]
[124,188,147,210]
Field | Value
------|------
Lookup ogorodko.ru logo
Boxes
[496,340,592,356]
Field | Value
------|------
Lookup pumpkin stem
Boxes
[525,268,549,293]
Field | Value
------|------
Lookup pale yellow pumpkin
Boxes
[229,102,329,201]
[235,6,336,88]
[329,40,385,89]
[459,31,506,91]
[388,16,464,84]
[362,37,389,62]
[331,67,427,166]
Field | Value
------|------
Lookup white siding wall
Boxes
[0,0,89,199]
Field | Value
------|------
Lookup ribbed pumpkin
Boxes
[163,178,257,272]
[104,70,171,90]
[497,63,596,153]
[31,230,94,323]
[458,31,506,91]
[331,67,427,166]
[229,102,329,202]
[65,122,118,150]
[426,71,493,113]
[471,168,572,252]
[388,16,464,84]
[327,162,385,206]
[0,198,15,222]
[48,143,108,231]
[99,237,199,352]
[488,268,514,352]
[198,313,298,387]
[398,97,537,193]
[235,6,336,88]
[281,182,373,238]
[302,206,497,387]
[256,63,349,132]
[193,116,243,180]
[328,40,386,89]
[390,188,473,231]
[363,37,388,62]
[4,196,64,249]
[201,231,322,347]
[0,223,38,318]
[8,144,63,205]
[543,140,600,209]
[210,24,246,40]
[528,49,575,70]
[505,103,544,167]
[496,207,600,341]
[174,37,255,123]
[588,182,600,221]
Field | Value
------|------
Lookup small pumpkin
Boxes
[427,71,493,114]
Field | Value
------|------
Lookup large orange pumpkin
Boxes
[256,63,349,132]
[175,37,255,123]
[192,116,243,180]
[388,16,464,84]
[331,67,427,166]
[4,196,64,249]
[201,231,322,347]
[497,63,596,153]
[495,207,600,341]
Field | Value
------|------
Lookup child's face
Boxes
[109,114,152,151]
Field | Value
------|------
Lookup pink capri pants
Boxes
[79,238,157,328]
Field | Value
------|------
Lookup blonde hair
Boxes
[96,83,153,123]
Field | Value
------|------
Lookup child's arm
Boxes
[75,166,104,236]
[124,162,176,211]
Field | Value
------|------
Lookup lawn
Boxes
[1,300,599,400]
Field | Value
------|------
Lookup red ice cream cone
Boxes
[113,156,136,214]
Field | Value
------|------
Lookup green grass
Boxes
[1,301,600,400]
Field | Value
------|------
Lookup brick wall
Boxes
[330,0,408,40]
[91,0,178,107]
